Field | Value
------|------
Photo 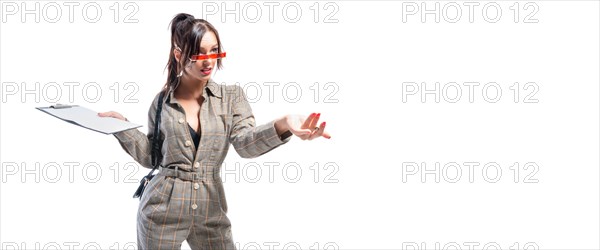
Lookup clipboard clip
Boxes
[50,103,78,109]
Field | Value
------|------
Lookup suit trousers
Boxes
[137,167,236,250]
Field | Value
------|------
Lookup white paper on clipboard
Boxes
[36,104,142,135]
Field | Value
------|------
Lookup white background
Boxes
[1,1,598,250]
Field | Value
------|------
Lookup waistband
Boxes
[157,165,221,182]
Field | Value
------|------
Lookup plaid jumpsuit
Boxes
[114,78,291,249]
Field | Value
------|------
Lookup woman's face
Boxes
[181,31,219,83]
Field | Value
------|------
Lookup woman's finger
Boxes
[308,121,326,140]
[316,121,327,138]
[308,113,320,130]
[317,121,331,139]
[301,113,317,129]
[98,111,126,121]
[98,111,114,117]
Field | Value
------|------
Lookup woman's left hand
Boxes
[277,113,331,140]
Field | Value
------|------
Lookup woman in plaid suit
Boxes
[99,13,331,249]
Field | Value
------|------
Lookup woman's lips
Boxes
[200,68,212,75]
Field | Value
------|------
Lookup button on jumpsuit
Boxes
[114,79,291,249]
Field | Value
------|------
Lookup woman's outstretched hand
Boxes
[276,113,331,140]
[98,111,127,121]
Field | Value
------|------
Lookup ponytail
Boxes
[164,13,194,92]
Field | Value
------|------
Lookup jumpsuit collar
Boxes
[166,78,222,105]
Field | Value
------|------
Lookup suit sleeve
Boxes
[112,93,163,169]
[229,86,291,158]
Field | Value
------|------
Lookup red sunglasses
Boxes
[190,52,227,61]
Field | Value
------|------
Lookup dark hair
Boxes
[163,13,224,91]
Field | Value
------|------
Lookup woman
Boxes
[98,13,331,249]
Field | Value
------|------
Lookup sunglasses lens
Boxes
[191,52,226,61]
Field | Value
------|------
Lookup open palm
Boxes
[285,113,331,140]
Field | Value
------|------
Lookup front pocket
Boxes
[140,176,172,216]
[143,175,162,203]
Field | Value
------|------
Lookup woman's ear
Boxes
[174,47,181,63]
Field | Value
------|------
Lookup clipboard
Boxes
[36,104,142,135]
